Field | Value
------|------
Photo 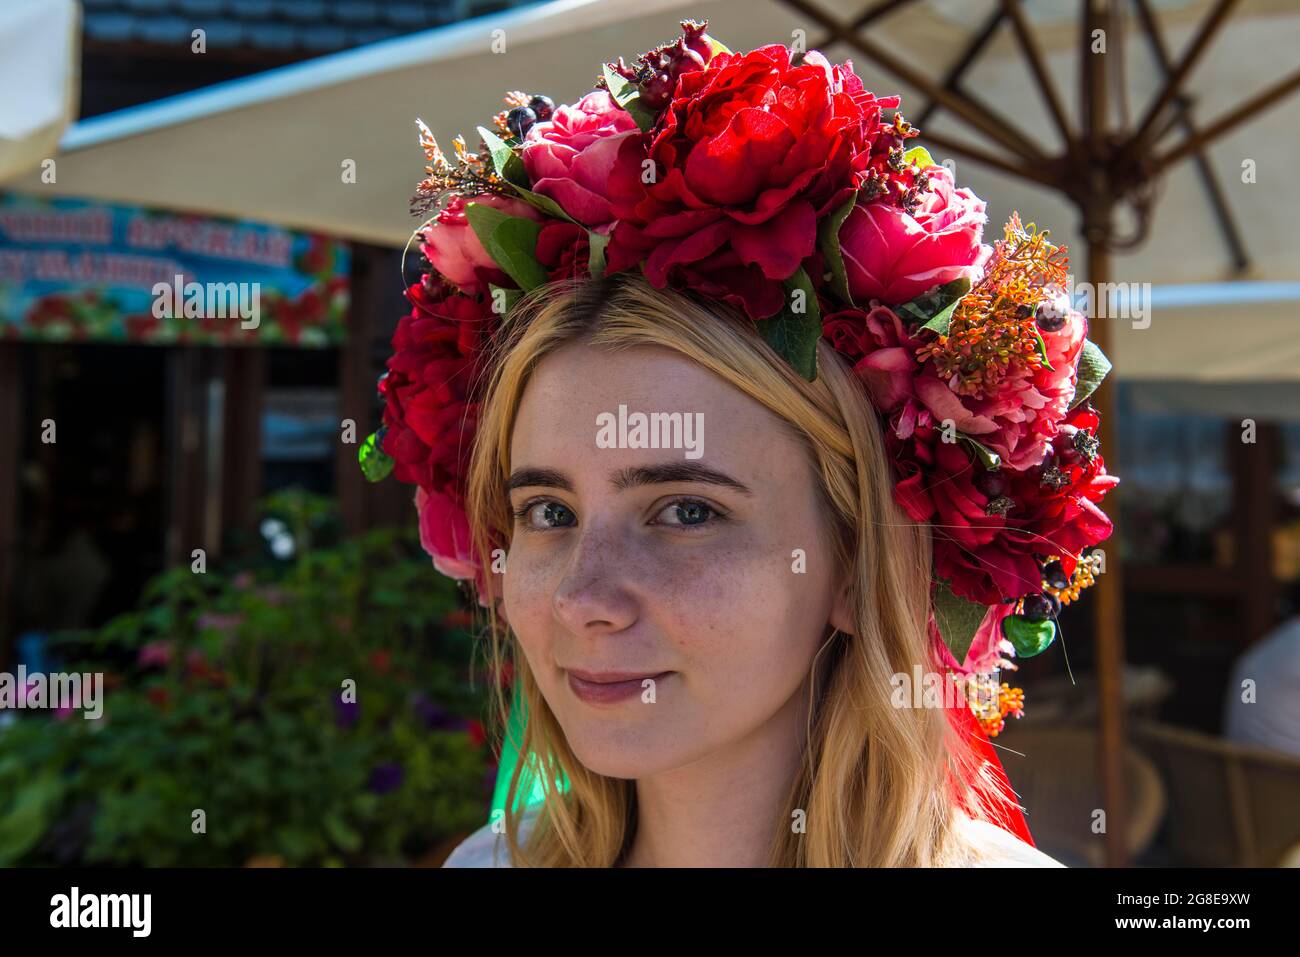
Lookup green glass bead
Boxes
[1001,614,1057,658]
[358,430,394,483]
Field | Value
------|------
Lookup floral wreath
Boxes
[359,19,1118,737]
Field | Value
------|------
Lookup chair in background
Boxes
[997,725,1167,867]
[1131,720,1300,866]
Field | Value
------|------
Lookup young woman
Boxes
[372,20,1114,868]
[434,272,1060,867]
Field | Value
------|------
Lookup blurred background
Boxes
[0,0,1297,867]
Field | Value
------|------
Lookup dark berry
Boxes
[1042,560,1069,590]
[1035,304,1067,333]
[528,95,554,121]
[506,106,536,138]
[974,469,1008,498]
[1021,593,1053,621]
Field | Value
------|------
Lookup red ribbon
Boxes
[947,696,1035,846]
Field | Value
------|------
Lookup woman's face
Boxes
[503,342,850,779]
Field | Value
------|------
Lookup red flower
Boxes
[534,220,591,281]
[606,44,912,320]
[465,718,486,748]
[380,276,497,495]
[886,404,1116,605]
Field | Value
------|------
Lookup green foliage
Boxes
[0,490,494,867]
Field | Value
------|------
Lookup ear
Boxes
[828,575,855,637]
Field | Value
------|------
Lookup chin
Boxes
[561,720,686,780]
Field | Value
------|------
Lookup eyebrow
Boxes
[506,463,753,496]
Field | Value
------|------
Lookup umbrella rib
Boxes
[808,0,917,46]
[914,130,1057,190]
[915,6,1005,129]
[1124,0,1242,165]
[999,0,1076,155]
[1153,65,1300,175]
[1131,0,1249,271]
[777,0,1050,166]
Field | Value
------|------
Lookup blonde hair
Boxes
[464,270,1007,866]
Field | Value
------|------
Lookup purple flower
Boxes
[369,763,404,795]
[334,693,360,729]
[411,692,462,731]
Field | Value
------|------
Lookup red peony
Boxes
[886,403,1117,605]
[380,276,496,498]
[605,44,911,320]
[534,220,591,281]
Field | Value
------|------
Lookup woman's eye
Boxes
[517,500,575,529]
[653,499,721,528]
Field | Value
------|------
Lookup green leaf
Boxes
[958,435,1001,470]
[755,267,821,381]
[932,581,989,668]
[1070,338,1112,409]
[898,277,971,335]
[903,145,936,169]
[476,125,527,187]
[816,192,857,305]
[510,183,579,224]
[464,202,549,291]
[358,431,394,483]
[601,63,658,132]
[588,230,609,279]
[1031,326,1053,370]
[323,814,362,853]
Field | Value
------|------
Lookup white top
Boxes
[441,805,1064,868]
[1223,616,1300,758]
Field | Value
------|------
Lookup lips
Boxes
[565,668,674,706]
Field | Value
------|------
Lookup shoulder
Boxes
[955,815,1066,868]
[441,806,541,868]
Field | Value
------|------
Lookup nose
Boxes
[551,520,639,636]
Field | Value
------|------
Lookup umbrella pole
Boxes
[1083,0,1129,868]
[1084,226,1130,868]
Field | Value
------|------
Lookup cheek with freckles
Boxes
[503,515,836,778]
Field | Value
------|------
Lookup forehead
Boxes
[508,342,805,476]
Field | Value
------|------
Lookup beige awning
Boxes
[5,0,1297,379]
[0,0,80,183]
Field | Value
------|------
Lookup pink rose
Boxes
[521,90,642,229]
[415,485,499,609]
[839,163,990,306]
[415,485,476,581]
[420,193,543,294]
